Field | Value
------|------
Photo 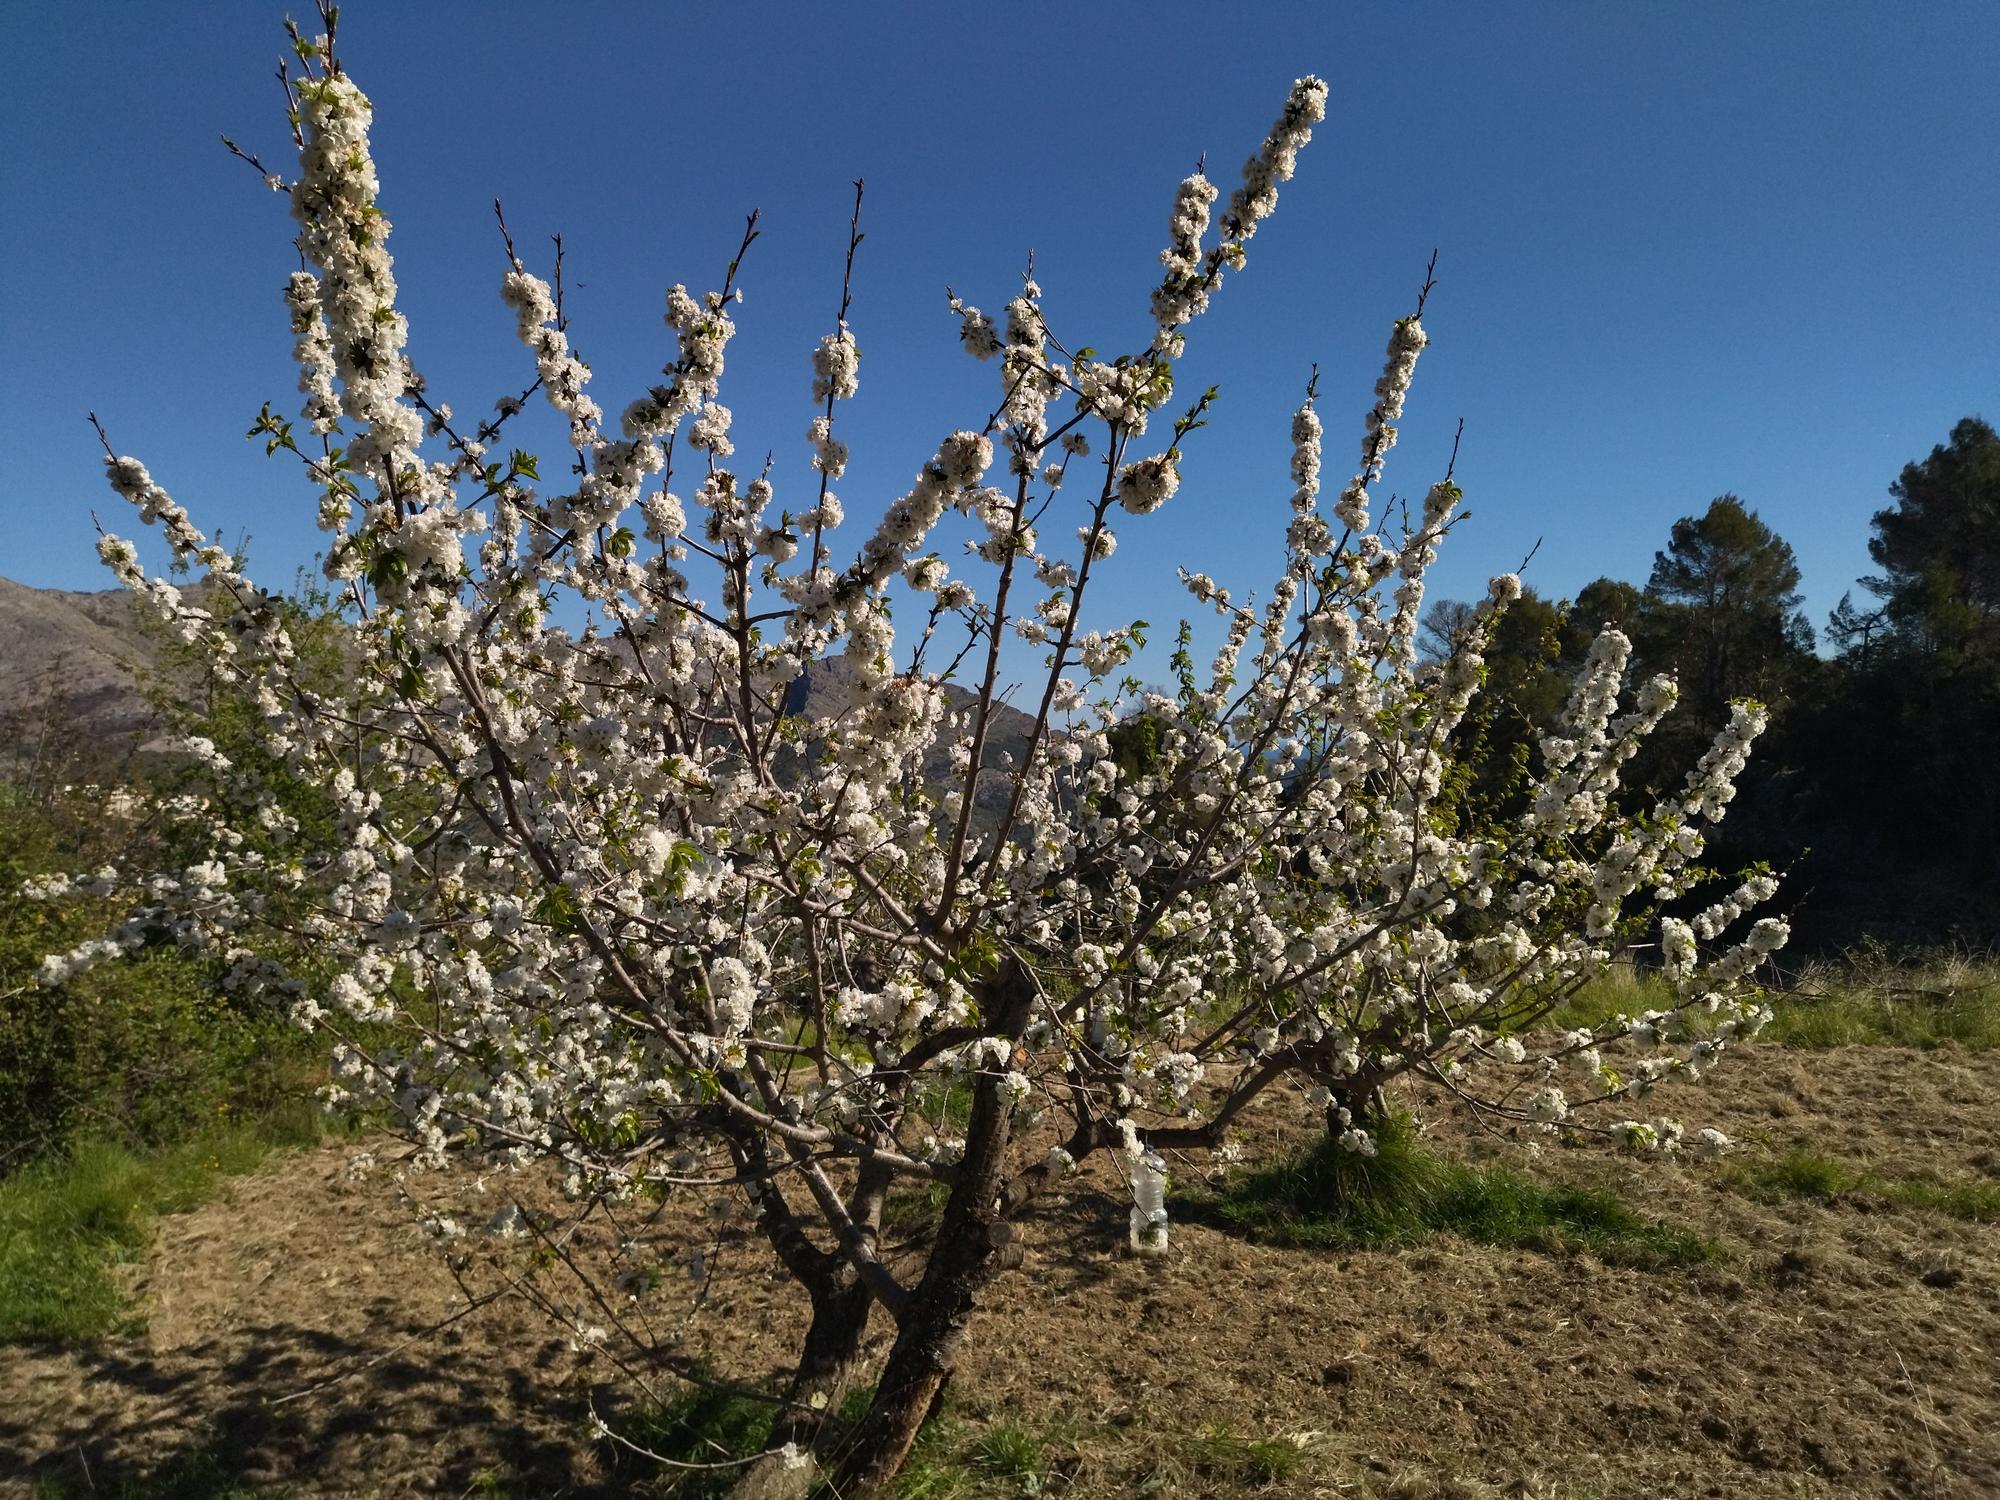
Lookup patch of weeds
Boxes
[1431,1169,1719,1270]
[1730,1149,1861,1202]
[835,1379,878,1429]
[1762,987,2000,1050]
[0,1141,149,1343]
[1543,966,1666,1033]
[1180,1117,1718,1270]
[973,1419,1046,1480]
[1158,1426,1304,1490]
[1728,1149,2000,1222]
[615,1375,778,1498]
[616,1376,966,1497]
[1539,954,2000,1052]
[896,1424,1008,1500]
[616,1383,1280,1499]
[881,1179,952,1239]
[894,1413,1082,1498]
[893,1414,978,1499]
[1895,1178,2000,1222]
[0,1114,325,1345]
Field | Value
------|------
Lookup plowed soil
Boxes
[4,1043,1996,1498]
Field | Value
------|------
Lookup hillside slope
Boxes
[0,579,1053,827]
[0,578,162,753]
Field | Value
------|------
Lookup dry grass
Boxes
[1548,948,2000,1051]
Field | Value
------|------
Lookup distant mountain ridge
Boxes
[0,579,1048,825]
[780,651,1045,830]
[0,578,163,751]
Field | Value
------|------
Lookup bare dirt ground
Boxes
[3,1042,1996,1499]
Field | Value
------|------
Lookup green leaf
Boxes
[533,883,580,931]
[367,549,408,590]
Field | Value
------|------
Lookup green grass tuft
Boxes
[895,1412,1087,1498]
[28,1439,288,1498]
[0,1111,327,1346]
[614,1377,778,1498]
[1181,1117,1719,1270]
[1894,1178,2000,1222]
[971,1420,1045,1479]
[880,1179,952,1239]
[1174,1426,1305,1488]
[1733,1149,1859,1201]
[1728,1149,2000,1222]
[892,1415,979,1499]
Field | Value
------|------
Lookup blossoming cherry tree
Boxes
[49,11,1784,1494]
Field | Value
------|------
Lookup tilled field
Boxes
[3,1043,1996,1499]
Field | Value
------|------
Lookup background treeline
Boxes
[1421,414,1999,953]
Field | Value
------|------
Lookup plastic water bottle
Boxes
[1127,1147,1169,1257]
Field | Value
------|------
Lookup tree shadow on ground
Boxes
[1016,1185,1143,1290]
[0,1315,663,1497]
[12,1189,1218,1497]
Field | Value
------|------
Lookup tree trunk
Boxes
[813,960,1038,1498]
[815,1234,990,1496]
[719,1122,893,1500]
[772,1273,873,1450]
[727,1271,873,1500]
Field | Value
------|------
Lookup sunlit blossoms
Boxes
[54,20,1786,1496]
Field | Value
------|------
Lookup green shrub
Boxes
[0,778,328,1168]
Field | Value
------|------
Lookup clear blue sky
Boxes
[4,1,1995,684]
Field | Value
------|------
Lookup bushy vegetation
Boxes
[0,595,353,1346]
[1,581,350,1173]
[0,780,321,1164]
[0,800,347,1345]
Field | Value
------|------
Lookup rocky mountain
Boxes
[0,579,1052,828]
[0,578,164,757]
[781,651,1048,830]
